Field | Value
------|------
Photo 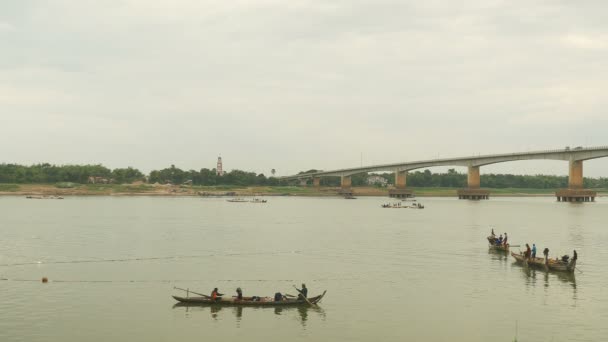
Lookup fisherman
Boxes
[497,234,503,246]
[543,247,549,264]
[524,244,531,259]
[296,283,308,300]
[531,244,537,258]
[236,287,243,300]
[211,288,223,301]
[572,250,578,261]
[503,233,508,246]
[274,292,283,302]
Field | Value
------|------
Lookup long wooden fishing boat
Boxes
[172,291,327,306]
[511,252,576,273]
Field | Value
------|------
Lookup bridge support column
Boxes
[458,166,489,200]
[389,170,413,198]
[313,177,321,187]
[339,175,353,197]
[556,160,596,202]
[467,166,480,188]
[568,160,583,189]
[341,175,351,189]
[395,171,407,188]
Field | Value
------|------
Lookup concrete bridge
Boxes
[281,146,608,202]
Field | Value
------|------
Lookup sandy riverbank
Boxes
[1,183,605,198]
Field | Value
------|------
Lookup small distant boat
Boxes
[250,198,267,203]
[381,203,424,209]
[511,252,577,273]
[173,291,327,307]
[26,195,63,200]
[344,195,356,199]
[227,198,248,203]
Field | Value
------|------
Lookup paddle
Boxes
[293,285,316,306]
[174,286,211,298]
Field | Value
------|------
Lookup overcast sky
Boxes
[1,0,607,177]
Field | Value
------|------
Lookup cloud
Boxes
[0,21,15,32]
[562,33,607,50]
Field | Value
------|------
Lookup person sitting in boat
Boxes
[274,292,284,302]
[236,287,243,301]
[496,234,503,246]
[524,244,531,259]
[296,283,308,300]
[211,288,224,301]
[531,244,537,258]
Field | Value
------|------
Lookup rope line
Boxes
[0,250,300,267]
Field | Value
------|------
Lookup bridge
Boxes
[280,146,608,202]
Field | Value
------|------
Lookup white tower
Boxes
[216,156,224,176]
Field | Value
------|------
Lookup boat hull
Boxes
[511,252,576,273]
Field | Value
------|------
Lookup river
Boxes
[0,196,606,341]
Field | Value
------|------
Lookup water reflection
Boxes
[172,303,325,327]
[487,248,509,262]
[518,265,577,292]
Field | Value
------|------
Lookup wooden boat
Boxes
[227,198,247,202]
[172,291,327,306]
[511,252,576,273]
[250,198,267,203]
[487,235,509,251]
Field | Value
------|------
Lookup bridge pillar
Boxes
[395,171,407,188]
[467,166,480,188]
[458,166,489,200]
[568,160,583,189]
[341,175,351,189]
[555,160,596,202]
[389,170,413,198]
[339,175,353,197]
[313,177,321,187]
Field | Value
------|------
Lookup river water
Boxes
[0,196,606,342]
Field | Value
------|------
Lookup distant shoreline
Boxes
[0,184,605,198]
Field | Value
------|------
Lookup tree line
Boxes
[301,168,608,189]
[1,163,607,189]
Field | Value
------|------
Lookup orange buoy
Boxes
[42,277,48,283]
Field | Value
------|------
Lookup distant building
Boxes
[367,175,388,186]
[216,156,224,176]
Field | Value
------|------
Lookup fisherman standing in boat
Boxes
[503,232,508,247]
[236,287,243,301]
[543,248,550,264]
[296,283,308,300]
[531,244,537,258]
[524,244,531,259]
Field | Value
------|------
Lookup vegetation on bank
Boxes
[1,163,608,191]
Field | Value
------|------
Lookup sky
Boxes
[1,0,608,177]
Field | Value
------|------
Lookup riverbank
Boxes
[1,183,606,197]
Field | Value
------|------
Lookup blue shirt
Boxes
[532,245,537,253]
